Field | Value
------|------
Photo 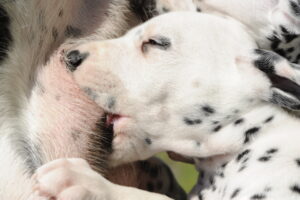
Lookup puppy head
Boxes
[67,12,300,166]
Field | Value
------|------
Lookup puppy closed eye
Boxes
[142,36,171,53]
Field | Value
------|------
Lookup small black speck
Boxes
[213,125,222,132]
[145,138,152,145]
[197,7,201,12]
[234,118,244,125]
[230,188,241,199]
[264,116,274,123]
[236,149,250,162]
[296,159,300,167]
[251,194,266,199]
[202,105,215,115]
[184,117,202,125]
[266,148,278,154]
[258,156,271,162]
[238,165,247,172]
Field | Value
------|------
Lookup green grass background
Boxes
[157,153,198,193]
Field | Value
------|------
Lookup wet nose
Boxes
[65,50,89,72]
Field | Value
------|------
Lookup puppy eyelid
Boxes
[142,35,171,53]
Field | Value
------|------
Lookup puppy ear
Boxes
[130,0,158,21]
[253,49,300,110]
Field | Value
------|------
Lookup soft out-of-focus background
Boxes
[157,153,198,193]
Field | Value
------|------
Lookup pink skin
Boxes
[28,51,108,173]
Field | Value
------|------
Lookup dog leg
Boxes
[33,158,173,200]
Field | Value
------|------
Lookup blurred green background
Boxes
[157,153,198,193]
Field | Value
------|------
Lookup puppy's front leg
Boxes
[33,158,173,200]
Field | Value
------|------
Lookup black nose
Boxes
[65,50,89,72]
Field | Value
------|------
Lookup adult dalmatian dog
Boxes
[2,0,300,200]
[32,10,300,200]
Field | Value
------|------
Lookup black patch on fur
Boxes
[65,50,89,72]
[0,5,12,64]
[107,97,116,109]
[291,184,300,194]
[145,138,152,145]
[213,125,222,132]
[296,159,300,166]
[184,117,202,125]
[244,127,260,144]
[264,116,274,123]
[258,148,278,162]
[230,188,241,199]
[234,118,244,125]
[280,25,298,43]
[162,7,170,12]
[236,149,250,162]
[290,0,300,16]
[130,0,158,21]
[251,194,266,199]
[65,25,82,38]
[202,105,215,115]
[197,7,201,12]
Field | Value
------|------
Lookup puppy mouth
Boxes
[102,112,125,137]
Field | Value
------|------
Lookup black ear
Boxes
[129,0,158,22]
[253,49,300,110]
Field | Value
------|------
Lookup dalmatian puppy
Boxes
[33,11,300,200]
[193,0,300,64]
[0,0,193,199]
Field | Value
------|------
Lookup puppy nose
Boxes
[65,50,89,72]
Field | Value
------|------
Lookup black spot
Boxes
[147,182,154,192]
[65,25,82,38]
[230,188,241,199]
[296,159,300,167]
[213,125,222,132]
[184,117,202,125]
[238,166,247,172]
[258,156,272,162]
[251,194,266,199]
[65,50,89,72]
[264,116,274,123]
[236,149,251,162]
[258,148,278,162]
[212,121,219,125]
[244,127,260,144]
[202,105,215,115]
[52,28,58,41]
[145,138,152,145]
[196,141,201,146]
[291,184,300,194]
[234,118,244,125]
[197,7,201,12]
[290,0,300,16]
[130,0,158,21]
[0,5,12,63]
[266,148,278,154]
[221,162,228,168]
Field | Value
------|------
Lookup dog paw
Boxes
[33,158,109,200]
